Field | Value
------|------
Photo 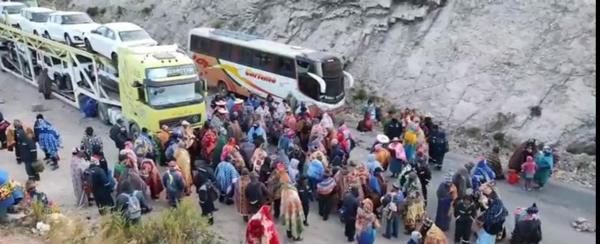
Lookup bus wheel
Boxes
[129,122,140,139]
[97,103,111,125]
[217,81,228,95]
[37,71,52,100]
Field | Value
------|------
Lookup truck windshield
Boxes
[119,30,151,42]
[146,82,204,109]
[4,5,24,14]
[31,12,51,22]
[62,14,93,24]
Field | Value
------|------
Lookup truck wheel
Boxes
[97,103,111,125]
[43,31,50,39]
[37,70,52,100]
[111,53,118,67]
[129,122,140,140]
[33,30,38,36]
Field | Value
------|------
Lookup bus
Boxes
[188,27,354,111]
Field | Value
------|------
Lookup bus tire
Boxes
[129,122,140,140]
[97,103,110,125]
[37,70,52,100]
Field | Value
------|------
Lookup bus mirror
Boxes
[131,81,143,88]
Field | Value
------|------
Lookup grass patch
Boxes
[212,20,225,29]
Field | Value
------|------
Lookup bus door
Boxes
[296,57,325,101]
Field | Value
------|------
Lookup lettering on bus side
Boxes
[245,70,276,84]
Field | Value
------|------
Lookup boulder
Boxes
[566,138,596,156]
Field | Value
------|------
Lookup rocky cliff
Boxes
[41,0,595,185]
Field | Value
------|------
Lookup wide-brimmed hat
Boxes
[376,134,390,144]
[234,98,244,104]
[391,137,401,142]
[215,100,227,106]
[217,107,229,114]
[392,182,400,189]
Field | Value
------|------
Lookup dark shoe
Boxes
[303,221,309,226]
[347,237,354,242]
[382,234,391,239]
[51,165,59,171]
[293,237,303,241]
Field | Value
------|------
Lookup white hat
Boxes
[217,107,229,114]
[181,120,190,126]
[215,100,227,106]
[234,98,244,104]
[376,134,390,144]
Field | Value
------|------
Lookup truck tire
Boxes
[97,103,110,125]
[37,70,52,100]
[129,122,140,140]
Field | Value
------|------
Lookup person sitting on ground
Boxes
[114,180,152,225]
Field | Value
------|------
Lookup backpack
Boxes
[122,191,142,220]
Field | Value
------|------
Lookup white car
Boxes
[13,7,54,35]
[0,2,26,27]
[42,11,100,46]
[84,22,157,64]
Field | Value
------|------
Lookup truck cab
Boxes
[117,44,207,135]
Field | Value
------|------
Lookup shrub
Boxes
[141,5,154,16]
[530,105,542,117]
[86,7,102,17]
[116,6,125,17]
[353,87,367,101]
[212,20,225,29]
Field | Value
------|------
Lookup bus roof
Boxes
[189,27,318,58]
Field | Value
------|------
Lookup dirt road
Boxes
[0,73,595,243]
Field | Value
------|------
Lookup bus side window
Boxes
[209,39,220,58]
[276,57,295,78]
[230,45,241,63]
[241,48,254,68]
[219,43,231,61]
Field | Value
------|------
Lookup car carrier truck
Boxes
[0,22,207,137]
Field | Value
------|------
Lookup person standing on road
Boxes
[477,183,509,244]
[233,168,252,222]
[427,124,448,170]
[14,120,40,180]
[341,186,360,242]
[162,160,185,208]
[521,156,537,191]
[80,127,103,159]
[453,162,474,200]
[355,198,379,244]
[316,169,336,221]
[415,153,431,206]
[381,182,404,239]
[533,146,554,190]
[33,114,61,170]
[296,176,312,226]
[434,173,457,232]
[88,156,114,215]
[388,137,407,178]
[109,119,129,152]
[6,119,34,164]
[246,171,268,217]
[454,193,477,244]
[486,146,505,180]
[70,147,91,206]
[510,203,542,244]
[0,112,10,149]
[281,183,305,241]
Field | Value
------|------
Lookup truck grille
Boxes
[159,114,202,129]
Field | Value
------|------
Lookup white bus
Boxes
[188,27,354,111]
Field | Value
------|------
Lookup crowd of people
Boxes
[0,92,551,243]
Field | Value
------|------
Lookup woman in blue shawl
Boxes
[534,146,554,189]
[471,159,496,193]
[34,115,61,170]
[215,157,240,204]
[364,154,382,175]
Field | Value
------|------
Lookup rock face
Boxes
[41,0,595,172]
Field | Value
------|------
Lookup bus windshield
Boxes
[146,81,204,109]
[11,0,38,7]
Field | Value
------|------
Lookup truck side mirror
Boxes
[131,81,142,88]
